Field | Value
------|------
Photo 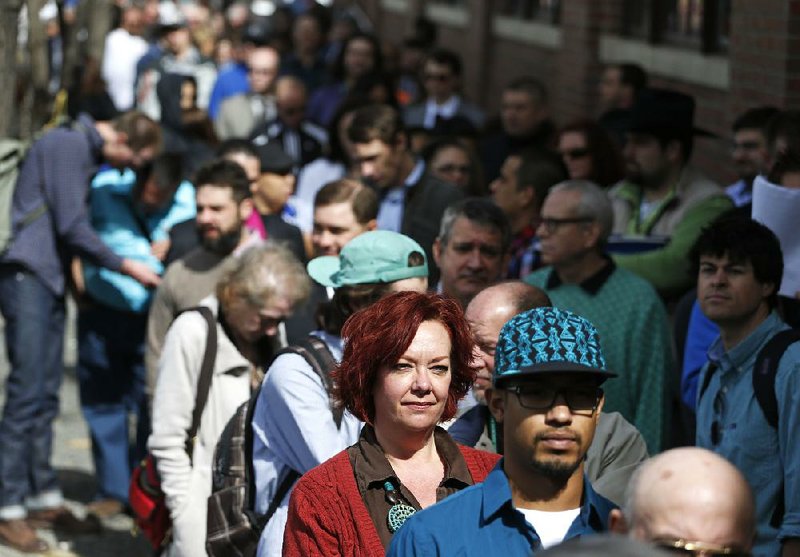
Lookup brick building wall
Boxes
[365,0,800,186]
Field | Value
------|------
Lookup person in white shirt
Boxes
[102,4,148,111]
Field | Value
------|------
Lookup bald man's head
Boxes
[466,282,550,403]
[610,447,755,553]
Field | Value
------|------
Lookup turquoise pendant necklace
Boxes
[384,481,416,533]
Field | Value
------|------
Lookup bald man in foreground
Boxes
[610,447,756,555]
[449,281,649,505]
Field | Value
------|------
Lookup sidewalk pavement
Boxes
[0,303,153,557]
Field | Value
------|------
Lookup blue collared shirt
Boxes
[726,178,753,207]
[696,312,800,556]
[253,330,363,557]
[82,168,196,312]
[387,460,616,556]
[377,160,425,233]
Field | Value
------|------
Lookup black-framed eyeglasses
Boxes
[538,217,593,234]
[508,384,603,414]
[654,538,752,557]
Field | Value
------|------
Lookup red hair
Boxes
[333,291,476,424]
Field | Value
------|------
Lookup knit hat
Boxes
[307,230,428,288]
[493,307,616,386]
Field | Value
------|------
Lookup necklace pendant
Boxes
[387,502,416,533]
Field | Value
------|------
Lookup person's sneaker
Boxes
[86,498,126,519]
[0,518,49,553]
[27,506,102,534]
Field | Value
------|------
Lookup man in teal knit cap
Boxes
[389,306,617,555]
[526,179,671,453]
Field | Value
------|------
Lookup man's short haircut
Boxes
[136,152,184,195]
[193,159,252,203]
[438,197,512,253]
[425,48,462,77]
[689,214,783,309]
[618,63,648,94]
[765,110,800,155]
[505,76,548,106]
[113,110,162,153]
[513,152,567,206]
[550,180,614,247]
[732,106,780,134]
[767,149,800,184]
[216,138,259,160]
[313,178,379,224]
[347,103,404,146]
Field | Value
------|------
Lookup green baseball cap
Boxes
[307,230,429,288]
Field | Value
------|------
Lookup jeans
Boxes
[77,302,150,503]
[0,265,65,518]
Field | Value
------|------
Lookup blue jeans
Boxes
[77,302,150,503]
[0,265,65,516]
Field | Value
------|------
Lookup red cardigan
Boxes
[282,445,500,556]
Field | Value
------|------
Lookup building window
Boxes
[498,0,561,25]
[622,0,730,52]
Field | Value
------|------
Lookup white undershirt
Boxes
[517,507,580,549]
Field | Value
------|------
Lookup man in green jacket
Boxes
[608,89,732,299]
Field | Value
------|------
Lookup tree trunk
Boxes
[0,0,23,137]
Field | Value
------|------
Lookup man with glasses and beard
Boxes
[389,307,617,555]
[145,159,262,396]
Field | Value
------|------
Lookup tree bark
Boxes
[0,0,23,137]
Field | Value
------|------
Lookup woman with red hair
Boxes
[282,291,500,556]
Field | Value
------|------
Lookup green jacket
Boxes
[609,167,733,296]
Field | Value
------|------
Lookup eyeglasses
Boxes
[423,72,452,82]
[559,147,590,160]
[654,538,752,557]
[538,217,593,234]
[508,384,603,414]
[434,164,471,175]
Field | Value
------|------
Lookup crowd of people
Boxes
[0,0,799,555]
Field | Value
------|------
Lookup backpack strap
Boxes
[697,361,718,404]
[257,468,300,531]
[184,306,218,457]
[752,329,800,429]
[276,335,342,428]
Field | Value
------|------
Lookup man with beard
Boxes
[608,89,732,299]
[389,307,617,555]
[432,197,511,308]
[450,281,649,506]
[145,159,261,395]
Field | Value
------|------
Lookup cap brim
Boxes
[307,256,341,288]
[494,361,617,387]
